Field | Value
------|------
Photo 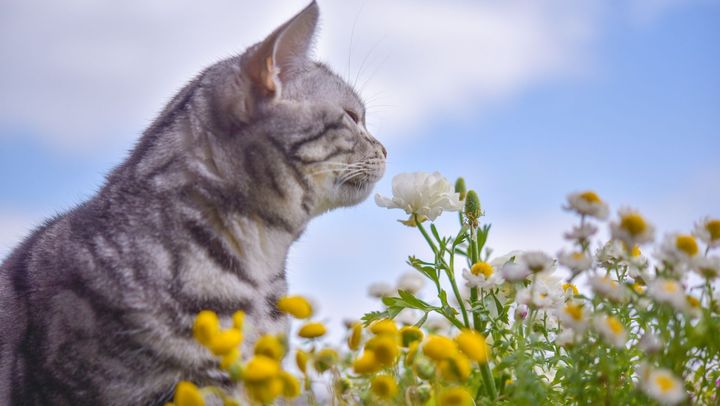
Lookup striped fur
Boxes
[0,2,385,404]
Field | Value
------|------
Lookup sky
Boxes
[1,0,719,335]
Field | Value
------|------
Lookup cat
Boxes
[0,2,386,404]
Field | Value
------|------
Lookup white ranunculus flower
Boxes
[375,172,463,222]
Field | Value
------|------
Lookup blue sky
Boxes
[1,0,718,332]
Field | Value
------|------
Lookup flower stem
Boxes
[415,216,438,254]
[480,361,497,402]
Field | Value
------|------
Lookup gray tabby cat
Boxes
[0,2,386,404]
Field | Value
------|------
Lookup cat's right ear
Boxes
[244,1,320,101]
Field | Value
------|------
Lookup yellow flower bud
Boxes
[279,371,301,399]
[174,381,204,406]
[243,355,280,383]
[208,329,242,356]
[423,335,457,362]
[439,387,473,406]
[232,310,245,330]
[369,319,398,336]
[313,348,339,373]
[245,377,283,404]
[352,350,382,374]
[192,310,219,346]
[364,335,399,366]
[298,322,327,339]
[348,322,363,351]
[439,354,472,382]
[295,350,309,374]
[371,374,398,399]
[277,295,313,319]
[254,335,284,361]
[400,326,424,347]
[219,348,240,370]
[405,341,420,366]
[456,329,490,363]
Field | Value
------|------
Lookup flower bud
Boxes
[464,190,481,226]
[454,177,467,200]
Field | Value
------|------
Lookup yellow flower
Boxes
[192,310,220,346]
[243,355,280,383]
[313,348,339,373]
[295,350,309,374]
[208,329,243,356]
[439,387,473,406]
[370,319,398,336]
[620,213,647,236]
[562,283,579,296]
[279,371,301,399]
[400,326,424,347]
[348,322,362,351]
[470,261,493,278]
[405,341,420,366]
[245,377,283,404]
[352,350,382,374]
[371,375,398,399]
[439,354,472,382]
[365,335,399,366]
[579,191,601,203]
[675,234,699,257]
[232,310,245,330]
[455,329,490,364]
[174,381,204,406]
[423,335,458,362]
[298,322,327,339]
[254,335,284,361]
[219,348,240,370]
[277,296,313,319]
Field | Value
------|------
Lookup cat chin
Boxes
[334,180,376,207]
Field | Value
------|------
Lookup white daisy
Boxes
[610,207,655,247]
[640,367,686,405]
[596,240,625,267]
[564,191,610,220]
[563,222,598,242]
[462,261,504,289]
[558,301,589,332]
[375,172,463,222]
[638,331,663,354]
[396,271,425,294]
[557,250,593,273]
[396,308,419,325]
[522,251,556,274]
[646,278,686,312]
[593,314,627,348]
[692,216,720,248]
[691,255,720,279]
[501,262,531,282]
[655,233,701,271]
[556,329,578,347]
[367,282,395,299]
[589,275,627,303]
[516,273,564,309]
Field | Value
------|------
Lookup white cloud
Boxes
[0,0,603,151]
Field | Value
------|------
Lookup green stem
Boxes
[480,361,497,402]
[468,229,482,331]
[449,250,470,328]
[415,216,438,254]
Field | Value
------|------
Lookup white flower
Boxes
[522,251,556,274]
[367,282,395,299]
[556,329,578,347]
[593,314,627,348]
[596,240,625,266]
[563,223,598,242]
[396,308,419,325]
[647,278,687,312]
[610,207,655,247]
[500,262,530,282]
[640,367,686,405]
[691,255,720,279]
[558,301,589,333]
[589,276,627,303]
[564,191,609,219]
[462,261,504,289]
[490,250,524,268]
[396,271,425,294]
[692,216,720,248]
[638,331,663,354]
[375,172,463,222]
[424,316,451,333]
[557,250,593,273]
[516,273,564,309]
[655,233,701,271]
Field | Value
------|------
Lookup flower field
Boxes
[168,172,720,405]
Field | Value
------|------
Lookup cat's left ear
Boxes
[245,1,320,100]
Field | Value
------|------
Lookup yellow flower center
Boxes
[579,191,602,203]
[675,234,699,256]
[370,319,398,336]
[632,283,645,294]
[471,262,494,278]
[620,213,647,236]
[563,283,579,296]
[630,245,641,257]
[655,374,676,393]
[439,388,472,406]
[686,295,700,308]
[706,219,720,241]
[662,280,679,293]
[564,303,584,321]
[571,252,585,261]
[370,375,398,399]
[606,316,624,335]
[364,335,399,366]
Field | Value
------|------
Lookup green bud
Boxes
[415,358,435,380]
[335,377,352,394]
[412,384,432,403]
[454,177,467,200]
[464,190,482,225]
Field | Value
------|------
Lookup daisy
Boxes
[646,278,687,312]
[375,172,463,223]
[396,271,425,294]
[367,282,395,299]
[563,223,598,242]
[556,329,578,347]
[691,255,720,279]
[564,191,609,220]
[557,250,593,273]
[558,302,589,332]
[638,331,663,354]
[596,240,625,267]
[589,275,627,303]
[656,233,701,270]
[593,314,627,348]
[610,207,655,247]
[693,216,720,249]
[522,251,556,274]
[516,273,564,309]
[462,261,504,289]
[640,366,686,405]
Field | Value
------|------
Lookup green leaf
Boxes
[430,223,442,243]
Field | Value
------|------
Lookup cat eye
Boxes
[344,108,360,124]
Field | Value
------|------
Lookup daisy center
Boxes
[686,295,700,308]
[706,219,720,241]
[620,214,647,236]
[571,252,585,261]
[630,245,641,257]
[606,317,623,334]
[579,191,601,203]
[655,375,675,393]
[675,234,698,257]
[565,304,583,321]
[470,262,493,278]
[563,283,579,296]
[662,281,679,293]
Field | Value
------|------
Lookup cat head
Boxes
[178,1,386,222]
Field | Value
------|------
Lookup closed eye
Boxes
[344,108,360,124]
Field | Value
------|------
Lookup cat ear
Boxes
[245,1,320,99]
